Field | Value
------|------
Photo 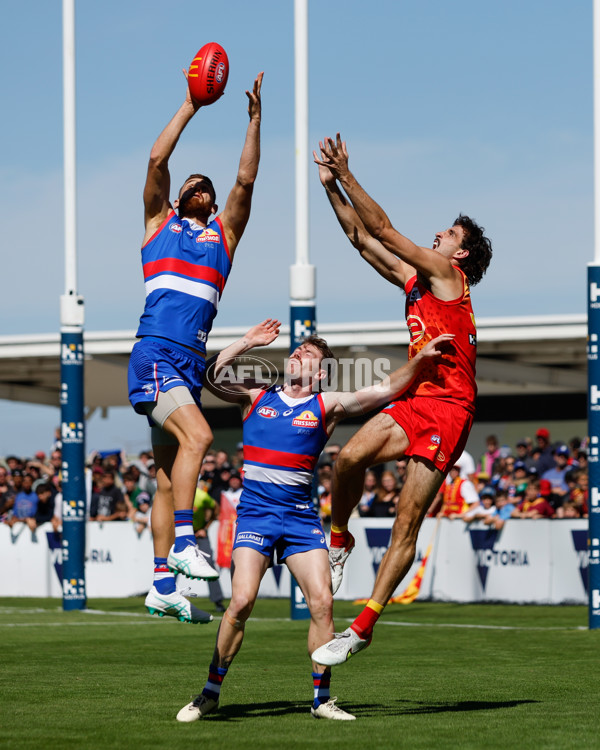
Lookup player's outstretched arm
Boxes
[143,72,202,244]
[323,334,455,425]
[219,72,263,259]
[204,318,280,404]
[315,145,408,289]
[316,134,455,284]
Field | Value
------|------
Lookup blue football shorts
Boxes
[128,337,206,425]
[233,493,328,564]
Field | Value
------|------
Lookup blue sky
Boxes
[0,0,593,456]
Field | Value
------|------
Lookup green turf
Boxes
[0,597,597,749]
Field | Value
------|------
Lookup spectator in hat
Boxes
[534,428,554,475]
[541,445,571,509]
[462,486,496,523]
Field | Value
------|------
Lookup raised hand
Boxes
[245,318,281,348]
[313,143,336,187]
[246,72,264,121]
[313,133,350,180]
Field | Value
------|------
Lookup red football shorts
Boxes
[381,395,474,474]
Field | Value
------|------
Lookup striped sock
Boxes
[173,509,196,552]
[351,598,384,639]
[330,524,350,548]
[312,670,331,707]
[153,557,175,594]
[202,663,228,702]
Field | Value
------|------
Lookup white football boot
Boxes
[177,694,219,722]
[311,627,371,666]
[311,698,356,721]
[145,586,212,624]
[167,544,219,581]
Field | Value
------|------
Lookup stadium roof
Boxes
[0,313,586,416]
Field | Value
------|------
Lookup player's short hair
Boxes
[453,214,492,287]
[302,335,335,388]
[179,174,216,203]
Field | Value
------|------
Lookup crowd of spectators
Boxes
[0,426,590,538]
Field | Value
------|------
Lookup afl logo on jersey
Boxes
[257,406,278,419]
[197,228,220,243]
[170,223,183,234]
[292,410,319,428]
[406,314,426,344]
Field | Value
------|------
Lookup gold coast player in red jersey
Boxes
[311,134,493,666]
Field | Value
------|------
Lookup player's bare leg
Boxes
[312,456,445,667]
[370,457,444,604]
[150,444,178,559]
[287,549,355,721]
[212,547,269,667]
[286,549,334,661]
[177,547,269,722]
[329,413,409,593]
[158,404,218,581]
[162,404,213,512]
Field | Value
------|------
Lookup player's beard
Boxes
[178,184,213,219]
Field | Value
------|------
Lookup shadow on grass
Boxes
[376,699,540,717]
[201,701,310,721]
[189,698,539,721]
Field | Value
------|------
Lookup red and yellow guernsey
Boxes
[404,268,477,412]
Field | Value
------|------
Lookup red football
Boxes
[187,42,229,106]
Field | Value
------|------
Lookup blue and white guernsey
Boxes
[241,386,329,506]
[136,210,231,355]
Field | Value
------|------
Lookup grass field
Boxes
[1,597,597,749]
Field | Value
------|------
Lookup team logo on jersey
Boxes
[406,314,426,344]
[142,383,154,395]
[196,228,220,243]
[236,531,264,546]
[427,434,441,453]
[169,223,183,234]
[469,333,477,345]
[292,410,319,428]
[257,406,279,419]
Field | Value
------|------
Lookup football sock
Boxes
[330,524,350,548]
[173,509,196,552]
[351,598,384,639]
[202,663,228,702]
[312,670,331,707]
[153,557,176,594]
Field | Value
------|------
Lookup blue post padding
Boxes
[60,330,87,611]
[587,266,600,628]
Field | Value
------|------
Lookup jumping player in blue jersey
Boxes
[176,319,453,722]
[127,70,263,624]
